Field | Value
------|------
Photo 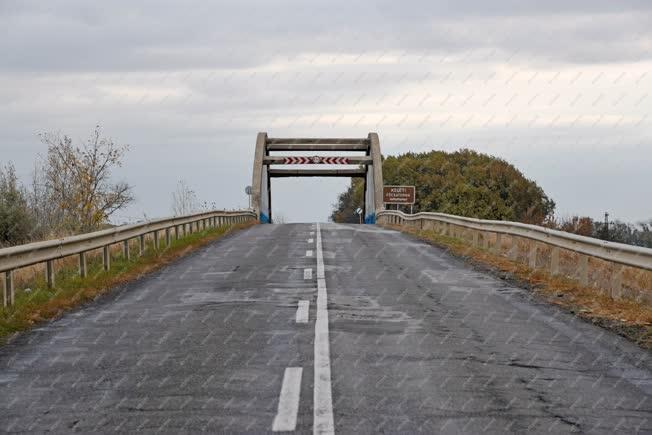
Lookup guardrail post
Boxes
[175,225,180,240]
[123,240,130,260]
[166,228,171,246]
[154,231,160,250]
[550,247,560,276]
[528,243,538,269]
[4,270,14,306]
[493,233,502,254]
[578,255,589,286]
[610,266,624,298]
[79,252,87,278]
[46,260,55,288]
[139,235,145,256]
[103,246,110,271]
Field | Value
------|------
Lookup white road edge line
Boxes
[304,268,313,280]
[272,367,303,432]
[314,223,334,434]
[306,250,313,257]
[296,300,310,323]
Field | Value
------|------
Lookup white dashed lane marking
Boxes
[296,300,309,323]
[306,250,313,257]
[272,367,303,432]
[304,268,313,280]
[308,238,314,243]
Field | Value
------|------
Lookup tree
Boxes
[0,162,34,246]
[171,179,198,216]
[38,125,134,233]
[331,149,556,224]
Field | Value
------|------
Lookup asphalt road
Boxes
[0,223,650,433]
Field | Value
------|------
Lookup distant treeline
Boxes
[330,149,651,248]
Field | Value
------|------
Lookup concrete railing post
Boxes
[611,265,624,299]
[103,246,110,271]
[46,260,55,288]
[166,228,171,246]
[4,270,14,306]
[578,255,589,286]
[123,240,130,260]
[493,233,502,254]
[550,247,560,276]
[508,236,518,260]
[483,232,490,250]
[79,252,87,278]
[175,225,180,240]
[472,231,479,248]
[139,235,145,256]
[528,243,538,269]
[154,231,160,250]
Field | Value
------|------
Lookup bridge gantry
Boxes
[251,133,384,223]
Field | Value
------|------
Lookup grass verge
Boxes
[383,224,652,350]
[0,222,255,345]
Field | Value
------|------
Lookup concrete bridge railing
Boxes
[378,210,652,303]
[1,210,257,306]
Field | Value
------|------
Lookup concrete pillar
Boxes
[578,255,589,286]
[166,228,171,246]
[139,235,145,256]
[103,246,110,271]
[528,243,538,269]
[79,252,87,278]
[550,247,560,276]
[4,270,14,306]
[46,260,55,288]
[123,240,130,260]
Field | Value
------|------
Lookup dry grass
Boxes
[384,223,652,349]
[0,222,255,343]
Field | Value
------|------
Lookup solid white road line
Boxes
[296,300,310,323]
[272,367,303,432]
[304,268,313,280]
[306,250,313,257]
[314,223,334,434]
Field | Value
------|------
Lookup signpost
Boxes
[383,185,416,214]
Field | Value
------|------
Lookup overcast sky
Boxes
[1,0,651,223]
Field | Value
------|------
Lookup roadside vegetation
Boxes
[0,221,254,344]
[1,125,134,247]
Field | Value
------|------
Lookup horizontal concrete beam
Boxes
[266,144,369,151]
[266,138,368,145]
[269,169,366,177]
[263,156,372,165]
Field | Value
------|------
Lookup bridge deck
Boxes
[0,224,649,433]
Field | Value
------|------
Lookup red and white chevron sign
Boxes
[282,156,349,164]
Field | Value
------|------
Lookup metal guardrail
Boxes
[1,210,257,306]
[377,210,652,299]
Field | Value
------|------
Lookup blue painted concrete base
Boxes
[364,213,376,224]
[260,213,271,223]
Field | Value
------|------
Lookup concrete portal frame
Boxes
[251,133,384,224]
